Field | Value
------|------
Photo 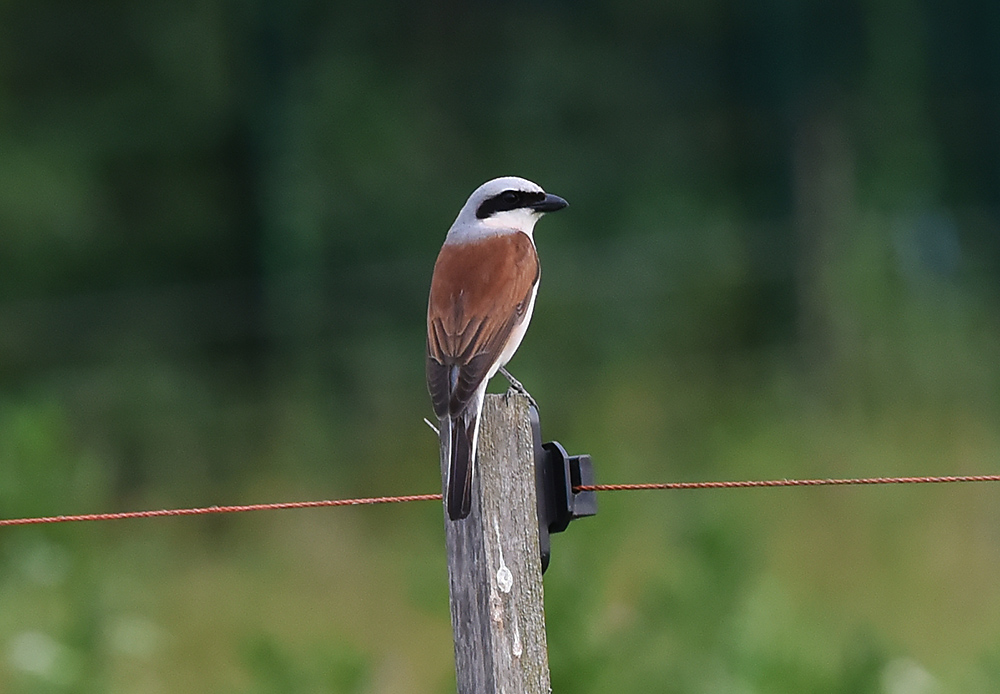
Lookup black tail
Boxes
[446,412,476,520]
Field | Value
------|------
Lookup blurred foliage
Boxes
[2,0,1000,691]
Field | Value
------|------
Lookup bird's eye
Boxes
[501,191,520,206]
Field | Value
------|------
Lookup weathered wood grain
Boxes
[442,391,551,694]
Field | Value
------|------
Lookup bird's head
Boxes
[451,176,568,237]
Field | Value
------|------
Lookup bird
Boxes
[426,176,568,521]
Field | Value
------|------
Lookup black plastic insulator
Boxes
[530,404,597,573]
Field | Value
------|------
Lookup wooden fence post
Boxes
[441,391,551,694]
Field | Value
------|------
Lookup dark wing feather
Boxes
[426,334,452,419]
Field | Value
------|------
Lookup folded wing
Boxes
[426,232,539,419]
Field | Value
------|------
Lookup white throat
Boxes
[446,208,542,244]
[479,208,542,236]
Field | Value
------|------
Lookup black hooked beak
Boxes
[531,193,568,213]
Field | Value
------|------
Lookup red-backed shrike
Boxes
[427,176,568,521]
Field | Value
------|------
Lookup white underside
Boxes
[491,280,538,379]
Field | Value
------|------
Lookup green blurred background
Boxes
[2,0,1000,691]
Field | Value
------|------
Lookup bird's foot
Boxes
[500,367,538,410]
